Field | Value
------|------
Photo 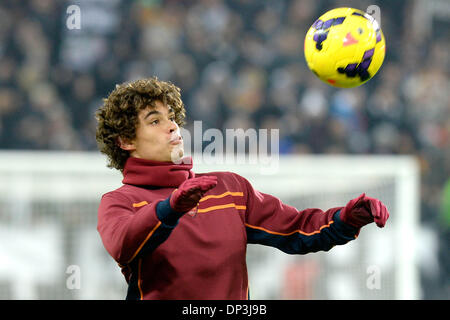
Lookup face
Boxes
[119,100,184,162]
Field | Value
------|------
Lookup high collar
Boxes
[122,156,195,188]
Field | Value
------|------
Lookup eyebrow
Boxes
[143,107,175,120]
[144,110,160,119]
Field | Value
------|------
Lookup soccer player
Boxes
[95,77,389,300]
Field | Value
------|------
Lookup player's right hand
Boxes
[169,176,218,213]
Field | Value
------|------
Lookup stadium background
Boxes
[0,0,448,299]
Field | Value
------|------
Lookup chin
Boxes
[169,146,184,163]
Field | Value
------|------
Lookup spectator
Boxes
[0,0,448,299]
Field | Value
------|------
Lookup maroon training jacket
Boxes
[97,156,359,300]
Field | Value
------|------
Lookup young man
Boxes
[95,77,389,300]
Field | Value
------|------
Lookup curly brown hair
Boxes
[95,77,186,171]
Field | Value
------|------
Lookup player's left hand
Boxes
[340,193,389,228]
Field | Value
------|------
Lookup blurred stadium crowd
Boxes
[0,0,448,298]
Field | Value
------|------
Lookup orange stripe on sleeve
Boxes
[138,258,144,300]
[197,203,246,213]
[244,221,334,237]
[133,201,149,208]
[127,221,162,264]
[199,191,244,202]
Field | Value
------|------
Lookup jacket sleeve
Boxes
[97,192,177,266]
[235,174,360,254]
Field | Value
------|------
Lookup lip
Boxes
[170,136,182,145]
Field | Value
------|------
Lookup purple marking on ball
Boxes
[318,32,328,40]
[352,12,368,19]
[376,30,382,42]
[359,59,371,70]
[359,70,370,81]
[314,30,329,50]
[314,20,323,29]
[346,64,357,71]
[363,49,375,60]
[333,17,345,25]
[323,19,334,29]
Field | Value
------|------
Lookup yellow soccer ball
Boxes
[304,7,386,88]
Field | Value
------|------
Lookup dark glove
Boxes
[157,176,218,226]
[340,193,389,228]
[169,176,218,213]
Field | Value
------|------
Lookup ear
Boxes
[117,136,135,151]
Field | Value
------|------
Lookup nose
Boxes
[169,118,178,133]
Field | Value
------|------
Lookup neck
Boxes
[122,156,195,188]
